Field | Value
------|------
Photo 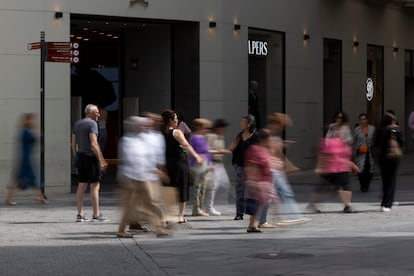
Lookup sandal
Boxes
[246,227,262,233]
[116,232,134,238]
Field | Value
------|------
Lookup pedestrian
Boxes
[353,113,375,192]
[189,118,213,217]
[244,129,275,233]
[116,116,169,238]
[177,111,192,138]
[6,113,48,205]
[206,118,232,216]
[308,111,358,214]
[373,112,403,212]
[162,109,203,223]
[229,114,258,220]
[71,104,108,222]
[97,104,108,152]
[266,113,310,225]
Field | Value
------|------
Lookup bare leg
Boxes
[76,182,88,215]
[90,182,100,216]
[6,181,17,204]
[178,202,186,222]
[248,214,257,228]
[338,190,352,207]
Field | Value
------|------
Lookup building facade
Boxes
[0,0,413,193]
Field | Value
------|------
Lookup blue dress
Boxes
[16,128,38,189]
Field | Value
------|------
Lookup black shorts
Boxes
[77,153,101,183]
[316,172,352,192]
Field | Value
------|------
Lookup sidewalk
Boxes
[1,155,414,275]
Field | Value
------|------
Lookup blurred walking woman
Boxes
[162,109,203,223]
[6,113,47,205]
[353,113,375,192]
[373,112,403,212]
[229,115,258,220]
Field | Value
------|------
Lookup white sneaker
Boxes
[381,207,391,212]
[277,217,312,226]
[208,209,222,216]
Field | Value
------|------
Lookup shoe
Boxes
[6,200,16,206]
[277,217,312,226]
[92,214,109,222]
[258,222,276,228]
[129,223,148,232]
[76,214,90,222]
[234,215,244,220]
[343,206,357,213]
[246,227,262,233]
[178,218,188,224]
[192,209,209,216]
[156,231,170,238]
[117,232,134,238]
[207,209,222,216]
[306,204,321,213]
[381,207,391,212]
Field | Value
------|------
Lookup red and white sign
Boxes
[28,42,41,50]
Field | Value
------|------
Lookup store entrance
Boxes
[70,16,199,191]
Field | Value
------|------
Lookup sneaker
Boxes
[381,207,391,212]
[192,209,209,216]
[92,214,109,222]
[207,209,222,216]
[258,222,276,228]
[306,204,321,213]
[343,206,357,213]
[234,215,244,220]
[277,217,312,226]
[76,214,90,222]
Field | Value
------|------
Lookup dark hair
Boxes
[161,109,177,131]
[177,111,185,123]
[333,111,348,123]
[358,113,367,120]
[242,114,256,133]
[213,118,229,129]
[380,112,396,127]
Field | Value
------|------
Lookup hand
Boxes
[100,160,108,172]
[196,155,204,165]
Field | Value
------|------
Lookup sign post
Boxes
[40,31,46,198]
[28,34,78,198]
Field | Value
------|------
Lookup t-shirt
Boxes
[188,134,212,167]
[73,118,98,156]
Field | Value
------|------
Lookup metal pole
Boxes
[40,31,46,198]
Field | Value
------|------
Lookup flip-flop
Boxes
[117,232,134,238]
[178,218,188,223]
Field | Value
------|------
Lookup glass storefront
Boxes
[367,45,384,127]
[323,38,342,133]
[248,28,284,128]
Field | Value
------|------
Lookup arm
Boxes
[89,132,108,170]
[71,133,78,156]
[173,129,203,164]
[228,133,241,152]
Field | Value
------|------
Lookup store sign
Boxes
[248,40,268,56]
[366,78,374,101]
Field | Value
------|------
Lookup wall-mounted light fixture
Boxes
[234,24,241,31]
[54,11,63,19]
[209,21,217,28]
[353,41,360,47]
[393,47,399,53]
[303,34,310,41]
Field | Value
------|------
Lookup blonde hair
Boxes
[267,112,293,127]
[193,118,212,130]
